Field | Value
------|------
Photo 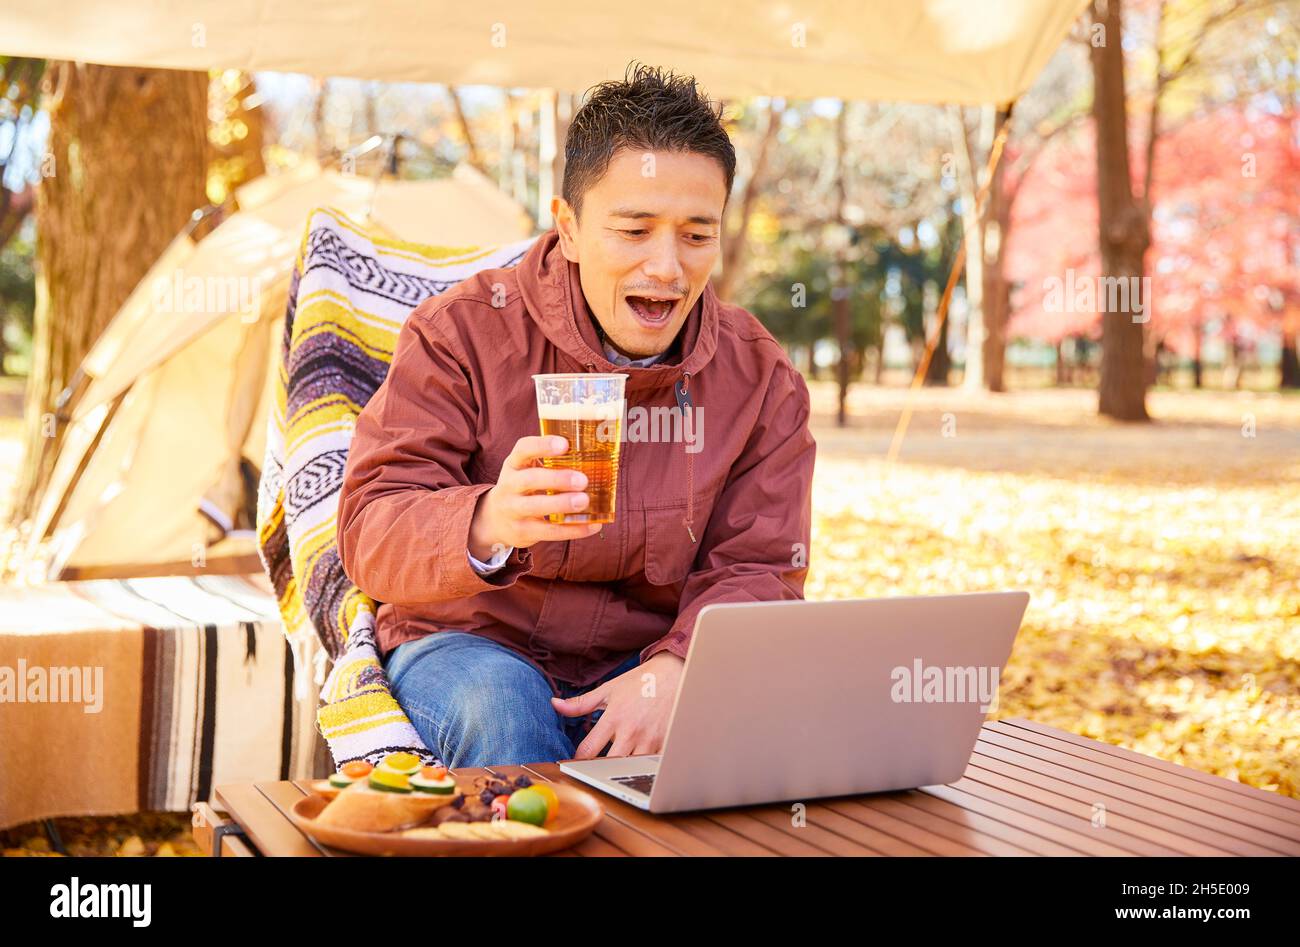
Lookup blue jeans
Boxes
[383,631,641,768]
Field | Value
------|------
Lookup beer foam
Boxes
[537,399,624,420]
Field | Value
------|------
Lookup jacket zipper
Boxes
[558,535,572,577]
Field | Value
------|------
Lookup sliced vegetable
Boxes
[378,751,421,775]
[410,771,458,795]
[369,769,412,793]
[341,760,374,779]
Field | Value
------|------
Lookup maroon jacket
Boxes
[337,229,816,693]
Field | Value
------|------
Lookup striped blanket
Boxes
[256,206,536,769]
[0,574,326,830]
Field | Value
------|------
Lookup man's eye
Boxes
[618,229,712,242]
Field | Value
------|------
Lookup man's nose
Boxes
[641,233,684,285]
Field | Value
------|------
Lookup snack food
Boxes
[312,759,375,796]
[314,779,459,833]
[402,819,548,841]
[311,753,454,832]
[310,766,556,840]
[506,787,550,826]
[410,766,457,795]
[376,752,421,776]
[292,770,603,857]
[311,779,341,798]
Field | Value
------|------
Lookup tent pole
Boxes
[885,100,1016,464]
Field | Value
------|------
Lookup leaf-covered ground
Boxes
[0,813,201,858]
[1,383,1296,854]
[805,384,1300,799]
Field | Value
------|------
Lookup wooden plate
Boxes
[289,783,604,857]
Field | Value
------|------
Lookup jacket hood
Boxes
[515,228,719,395]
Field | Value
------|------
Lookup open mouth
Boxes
[624,294,680,328]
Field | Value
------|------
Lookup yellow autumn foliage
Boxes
[805,385,1299,799]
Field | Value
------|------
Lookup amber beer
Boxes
[533,373,626,525]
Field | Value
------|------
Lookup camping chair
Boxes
[256,205,537,767]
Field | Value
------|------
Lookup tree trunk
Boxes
[1224,326,1243,390]
[553,92,574,214]
[833,278,851,426]
[12,62,208,525]
[0,184,35,257]
[1280,327,1300,388]
[981,114,1011,392]
[925,286,952,385]
[537,89,558,229]
[848,347,866,383]
[313,78,332,162]
[1145,335,1161,388]
[950,106,987,390]
[363,81,379,139]
[1091,0,1150,421]
[507,93,531,210]
[1192,320,1204,388]
[831,105,851,427]
[0,58,44,256]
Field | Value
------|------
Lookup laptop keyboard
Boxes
[610,773,656,795]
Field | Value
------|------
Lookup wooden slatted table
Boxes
[199,718,1300,856]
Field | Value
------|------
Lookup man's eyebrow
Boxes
[608,207,720,226]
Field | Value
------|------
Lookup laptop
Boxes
[560,592,1030,813]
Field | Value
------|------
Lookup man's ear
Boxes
[553,198,580,263]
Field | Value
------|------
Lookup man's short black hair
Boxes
[562,61,736,221]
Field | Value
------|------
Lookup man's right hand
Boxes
[467,435,604,561]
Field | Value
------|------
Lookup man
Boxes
[337,62,815,769]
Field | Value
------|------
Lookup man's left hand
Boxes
[551,651,685,759]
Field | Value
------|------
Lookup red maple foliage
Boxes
[1005,104,1298,356]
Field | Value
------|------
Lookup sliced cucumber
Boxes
[368,780,413,794]
[410,775,457,795]
[369,770,412,793]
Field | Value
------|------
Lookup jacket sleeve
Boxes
[640,361,816,663]
[337,300,532,605]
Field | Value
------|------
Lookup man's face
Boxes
[554,148,727,360]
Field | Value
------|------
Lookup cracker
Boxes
[491,819,549,839]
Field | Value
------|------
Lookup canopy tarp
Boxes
[3,0,1090,106]
[6,0,1092,580]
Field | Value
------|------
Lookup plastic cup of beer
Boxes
[532,373,626,525]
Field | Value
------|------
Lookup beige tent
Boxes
[25,160,533,579]
[4,0,1090,107]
